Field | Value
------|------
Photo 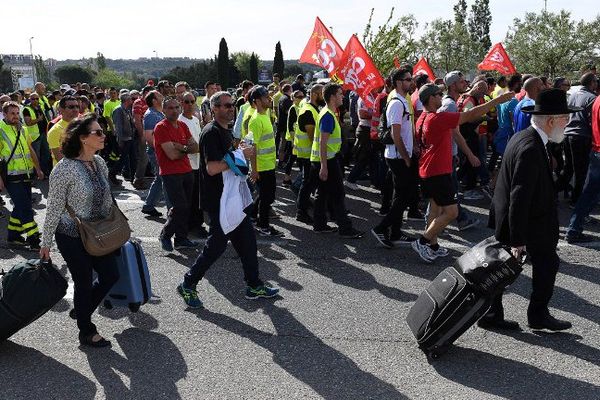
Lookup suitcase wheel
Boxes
[103,300,113,310]
[128,303,141,313]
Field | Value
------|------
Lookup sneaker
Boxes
[411,239,436,263]
[256,226,284,237]
[295,212,313,225]
[174,238,200,249]
[142,207,162,217]
[371,228,393,249]
[457,217,480,231]
[339,228,364,239]
[245,284,280,299]
[160,236,174,252]
[390,231,416,246]
[406,209,425,221]
[344,181,359,191]
[565,232,595,244]
[463,189,484,201]
[314,225,338,234]
[481,185,493,199]
[430,245,450,257]
[177,283,203,309]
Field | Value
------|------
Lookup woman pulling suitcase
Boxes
[40,113,120,348]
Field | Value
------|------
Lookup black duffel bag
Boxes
[0,259,68,342]
[455,236,526,296]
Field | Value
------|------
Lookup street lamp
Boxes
[29,36,36,83]
[153,50,158,59]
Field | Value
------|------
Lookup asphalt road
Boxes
[0,174,598,400]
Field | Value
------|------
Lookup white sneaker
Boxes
[411,239,437,263]
[344,181,359,191]
[431,245,449,257]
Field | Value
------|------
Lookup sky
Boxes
[4,0,598,61]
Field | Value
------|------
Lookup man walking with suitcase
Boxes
[485,88,580,331]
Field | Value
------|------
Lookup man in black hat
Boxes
[483,88,581,332]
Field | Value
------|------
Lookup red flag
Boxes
[413,57,436,81]
[299,17,344,75]
[478,43,516,75]
[335,35,384,108]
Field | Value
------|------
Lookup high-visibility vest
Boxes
[0,120,34,177]
[248,111,276,171]
[23,106,41,142]
[295,103,318,159]
[310,106,341,162]
[241,104,255,140]
[38,94,51,113]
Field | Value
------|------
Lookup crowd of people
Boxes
[0,63,599,346]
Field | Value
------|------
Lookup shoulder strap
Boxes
[2,125,22,164]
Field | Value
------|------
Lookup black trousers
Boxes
[375,158,417,236]
[56,232,120,338]
[283,142,297,175]
[161,172,194,240]
[561,135,591,202]
[296,158,313,215]
[489,245,560,321]
[185,213,262,288]
[253,169,276,228]
[311,156,352,233]
[190,169,204,229]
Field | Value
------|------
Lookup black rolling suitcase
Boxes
[0,259,68,342]
[406,237,525,359]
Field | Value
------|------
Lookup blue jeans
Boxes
[567,151,600,236]
[143,147,171,209]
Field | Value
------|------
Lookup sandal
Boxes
[79,333,111,348]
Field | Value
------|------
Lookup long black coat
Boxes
[492,126,559,248]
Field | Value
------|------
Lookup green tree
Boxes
[273,41,285,78]
[420,18,479,74]
[249,53,259,83]
[34,55,50,84]
[453,0,468,24]
[232,51,263,81]
[93,69,134,88]
[284,64,304,81]
[0,59,13,92]
[362,8,419,74]
[505,10,600,77]
[96,52,107,70]
[217,38,229,88]
[54,65,95,84]
[468,0,492,59]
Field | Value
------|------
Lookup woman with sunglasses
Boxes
[40,113,120,348]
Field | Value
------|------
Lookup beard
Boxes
[548,125,565,143]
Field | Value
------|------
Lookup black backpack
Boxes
[378,97,405,145]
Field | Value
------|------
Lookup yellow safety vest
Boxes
[311,106,341,162]
[0,120,34,177]
[241,104,255,140]
[248,111,276,171]
[295,102,318,159]
[24,106,41,142]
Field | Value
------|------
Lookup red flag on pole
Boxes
[299,17,344,76]
[335,35,384,108]
[413,57,436,81]
[478,43,517,75]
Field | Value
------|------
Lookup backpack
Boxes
[378,97,405,145]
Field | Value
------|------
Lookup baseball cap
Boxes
[419,83,443,104]
[444,71,463,87]
[249,86,269,102]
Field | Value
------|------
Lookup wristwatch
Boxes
[182,145,188,153]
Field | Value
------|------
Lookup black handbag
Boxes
[455,236,526,296]
[0,126,22,183]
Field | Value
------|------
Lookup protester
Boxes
[40,113,118,348]
[513,77,544,132]
[201,81,217,127]
[131,85,153,189]
[47,96,80,165]
[110,92,137,183]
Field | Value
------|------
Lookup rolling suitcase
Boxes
[103,239,152,312]
[406,237,525,359]
[0,259,68,342]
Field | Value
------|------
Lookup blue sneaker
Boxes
[174,238,200,250]
[177,283,203,309]
[160,235,173,252]
[245,284,280,299]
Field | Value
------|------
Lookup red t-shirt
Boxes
[416,111,461,178]
[153,120,192,175]
[592,96,600,153]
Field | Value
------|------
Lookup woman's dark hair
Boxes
[62,113,98,159]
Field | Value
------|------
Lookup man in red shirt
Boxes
[411,83,514,262]
[132,85,153,189]
[154,97,200,252]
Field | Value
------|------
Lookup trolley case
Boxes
[104,239,152,312]
[0,259,68,342]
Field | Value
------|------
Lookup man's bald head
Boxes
[523,77,544,100]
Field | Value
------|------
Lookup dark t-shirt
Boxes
[198,120,234,213]
[298,103,319,132]
[23,107,47,135]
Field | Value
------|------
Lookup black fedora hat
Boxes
[522,88,582,115]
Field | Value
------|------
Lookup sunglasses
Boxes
[89,128,105,137]
[217,103,234,109]
[183,99,195,104]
